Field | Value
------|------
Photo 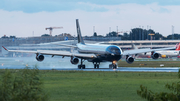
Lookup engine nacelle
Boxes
[36,54,44,62]
[70,57,79,65]
[126,56,134,64]
[151,52,159,59]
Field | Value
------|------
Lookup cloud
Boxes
[0,3,180,37]
[1,0,180,13]
[0,0,108,13]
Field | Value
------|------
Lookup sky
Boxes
[0,0,180,37]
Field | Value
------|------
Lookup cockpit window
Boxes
[106,46,121,55]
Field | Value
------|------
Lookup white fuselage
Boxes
[145,50,179,57]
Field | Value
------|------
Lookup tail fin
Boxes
[176,43,180,51]
[132,43,138,49]
[76,19,85,44]
[2,46,8,51]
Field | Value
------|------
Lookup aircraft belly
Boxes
[78,49,106,54]
[87,55,122,62]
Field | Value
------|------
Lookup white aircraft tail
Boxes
[132,43,138,49]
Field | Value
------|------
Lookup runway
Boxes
[0,56,179,72]
[43,67,179,72]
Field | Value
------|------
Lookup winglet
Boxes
[2,46,8,51]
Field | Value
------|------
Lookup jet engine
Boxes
[126,56,134,64]
[151,52,159,59]
[70,57,79,65]
[36,54,44,62]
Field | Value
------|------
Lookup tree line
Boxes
[2,27,180,40]
[94,28,180,40]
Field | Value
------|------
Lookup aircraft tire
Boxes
[94,64,96,69]
[82,65,85,69]
[78,65,81,69]
[113,64,117,69]
[97,65,99,69]
[109,64,112,69]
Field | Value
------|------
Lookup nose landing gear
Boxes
[109,61,117,69]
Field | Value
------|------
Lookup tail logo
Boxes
[176,43,180,51]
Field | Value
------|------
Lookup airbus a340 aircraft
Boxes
[2,19,176,69]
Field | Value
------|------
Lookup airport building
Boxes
[0,35,179,57]
[105,40,180,49]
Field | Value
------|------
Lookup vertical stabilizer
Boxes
[132,43,138,49]
[76,19,85,44]
[176,43,180,51]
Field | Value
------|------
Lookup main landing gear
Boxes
[77,60,117,69]
[78,58,85,69]
[93,62,100,69]
[109,61,117,69]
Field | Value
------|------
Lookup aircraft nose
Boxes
[106,46,121,55]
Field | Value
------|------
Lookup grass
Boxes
[118,60,180,67]
[39,70,178,101]
[0,67,179,101]
[1,58,180,100]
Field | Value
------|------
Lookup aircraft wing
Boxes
[2,46,96,58]
[52,44,77,48]
[39,43,77,48]
[122,47,176,55]
[37,50,96,58]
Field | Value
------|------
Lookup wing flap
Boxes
[39,43,77,48]
[8,50,37,53]
[37,50,96,58]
